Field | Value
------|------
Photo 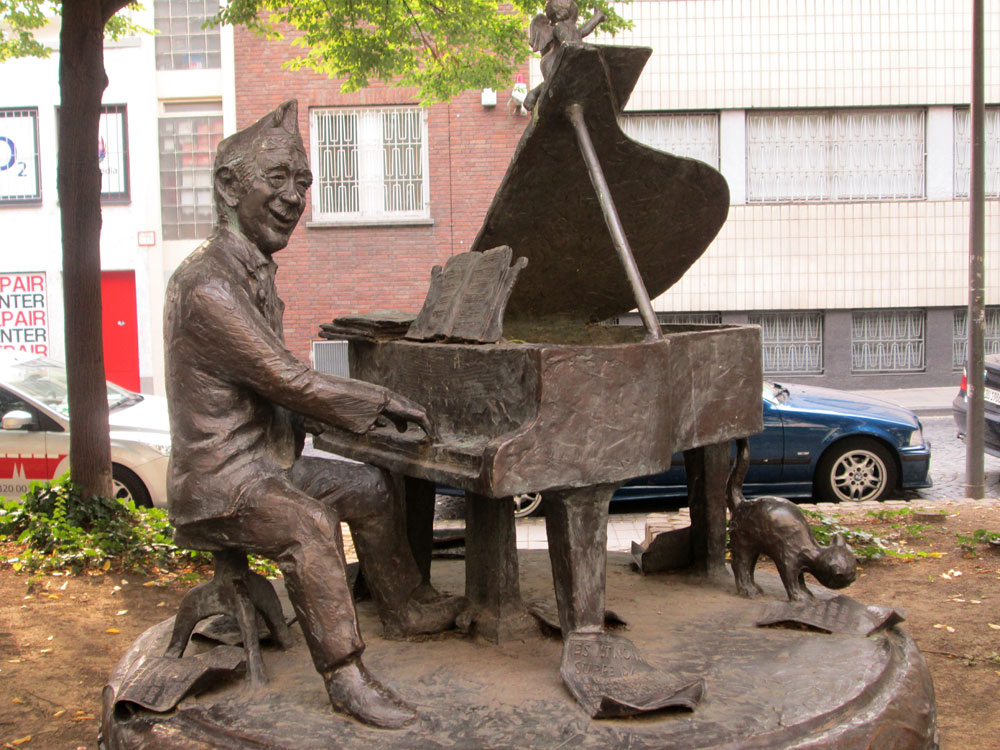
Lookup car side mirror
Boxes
[2,409,37,431]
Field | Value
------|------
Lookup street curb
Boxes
[913,408,953,418]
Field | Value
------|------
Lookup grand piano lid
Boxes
[471,43,730,325]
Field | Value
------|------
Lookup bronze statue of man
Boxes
[163,100,462,729]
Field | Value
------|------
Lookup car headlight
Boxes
[907,426,925,447]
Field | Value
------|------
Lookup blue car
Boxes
[496,381,932,517]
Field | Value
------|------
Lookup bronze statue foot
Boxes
[381,594,466,639]
[409,581,455,605]
[323,658,417,729]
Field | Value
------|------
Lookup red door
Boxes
[101,270,140,392]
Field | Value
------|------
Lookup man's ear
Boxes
[215,166,242,208]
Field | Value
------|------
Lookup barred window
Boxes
[154,0,221,70]
[0,108,41,204]
[310,107,429,224]
[657,312,722,326]
[747,109,925,202]
[952,308,1000,369]
[99,105,130,202]
[312,340,349,378]
[851,310,926,374]
[749,311,823,375]
[619,113,719,167]
[55,104,130,202]
[158,104,223,240]
[954,107,1000,198]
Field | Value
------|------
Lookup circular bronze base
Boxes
[101,552,937,749]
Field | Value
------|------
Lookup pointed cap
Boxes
[215,100,302,170]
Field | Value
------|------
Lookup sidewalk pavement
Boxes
[847,386,956,417]
[514,496,999,555]
[514,515,649,554]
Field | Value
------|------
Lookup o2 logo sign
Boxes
[0,111,40,202]
[0,135,27,178]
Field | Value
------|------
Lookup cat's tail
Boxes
[725,437,750,513]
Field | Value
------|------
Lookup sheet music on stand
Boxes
[406,245,527,343]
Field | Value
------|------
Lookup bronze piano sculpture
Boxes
[315,42,763,717]
[100,27,938,748]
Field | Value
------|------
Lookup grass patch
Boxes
[801,508,941,561]
[865,507,915,522]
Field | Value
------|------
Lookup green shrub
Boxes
[956,529,1000,554]
[0,476,209,574]
[1,477,281,577]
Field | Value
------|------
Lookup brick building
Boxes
[234,26,531,366]
[7,3,992,394]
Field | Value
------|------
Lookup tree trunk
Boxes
[57,0,125,499]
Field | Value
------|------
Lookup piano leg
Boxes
[683,442,730,579]
[464,492,536,642]
[544,483,708,718]
[403,476,435,585]
[542,483,617,635]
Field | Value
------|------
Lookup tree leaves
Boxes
[0,0,151,62]
[212,0,631,103]
[0,0,50,61]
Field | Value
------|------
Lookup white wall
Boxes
[0,10,235,394]
[602,0,999,111]
[597,0,1000,315]
[665,201,1000,312]
[2,20,66,361]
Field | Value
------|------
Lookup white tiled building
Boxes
[0,1,235,394]
[601,0,999,389]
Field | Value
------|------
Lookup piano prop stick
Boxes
[565,102,661,341]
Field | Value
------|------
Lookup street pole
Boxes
[965,0,985,499]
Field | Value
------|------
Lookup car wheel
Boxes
[112,464,152,508]
[512,492,543,518]
[815,437,898,503]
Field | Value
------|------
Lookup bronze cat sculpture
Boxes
[727,438,856,602]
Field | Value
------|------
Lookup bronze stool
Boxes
[164,537,290,687]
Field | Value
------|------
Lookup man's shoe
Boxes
[382,594,466,639]
[324,658,417,729]
[410,581,449,604]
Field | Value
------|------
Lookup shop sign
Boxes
[0,272,48,355]
[0,108,41,203]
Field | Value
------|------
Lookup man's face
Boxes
[236,143,312,255]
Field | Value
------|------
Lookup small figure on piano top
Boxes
[523,0,606,111]
[163,100,463,729]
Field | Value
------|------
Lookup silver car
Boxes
[0,355,170,506]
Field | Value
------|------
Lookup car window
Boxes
[0,387,33,416]
[1,356,138,417]
[0,386,63,432]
